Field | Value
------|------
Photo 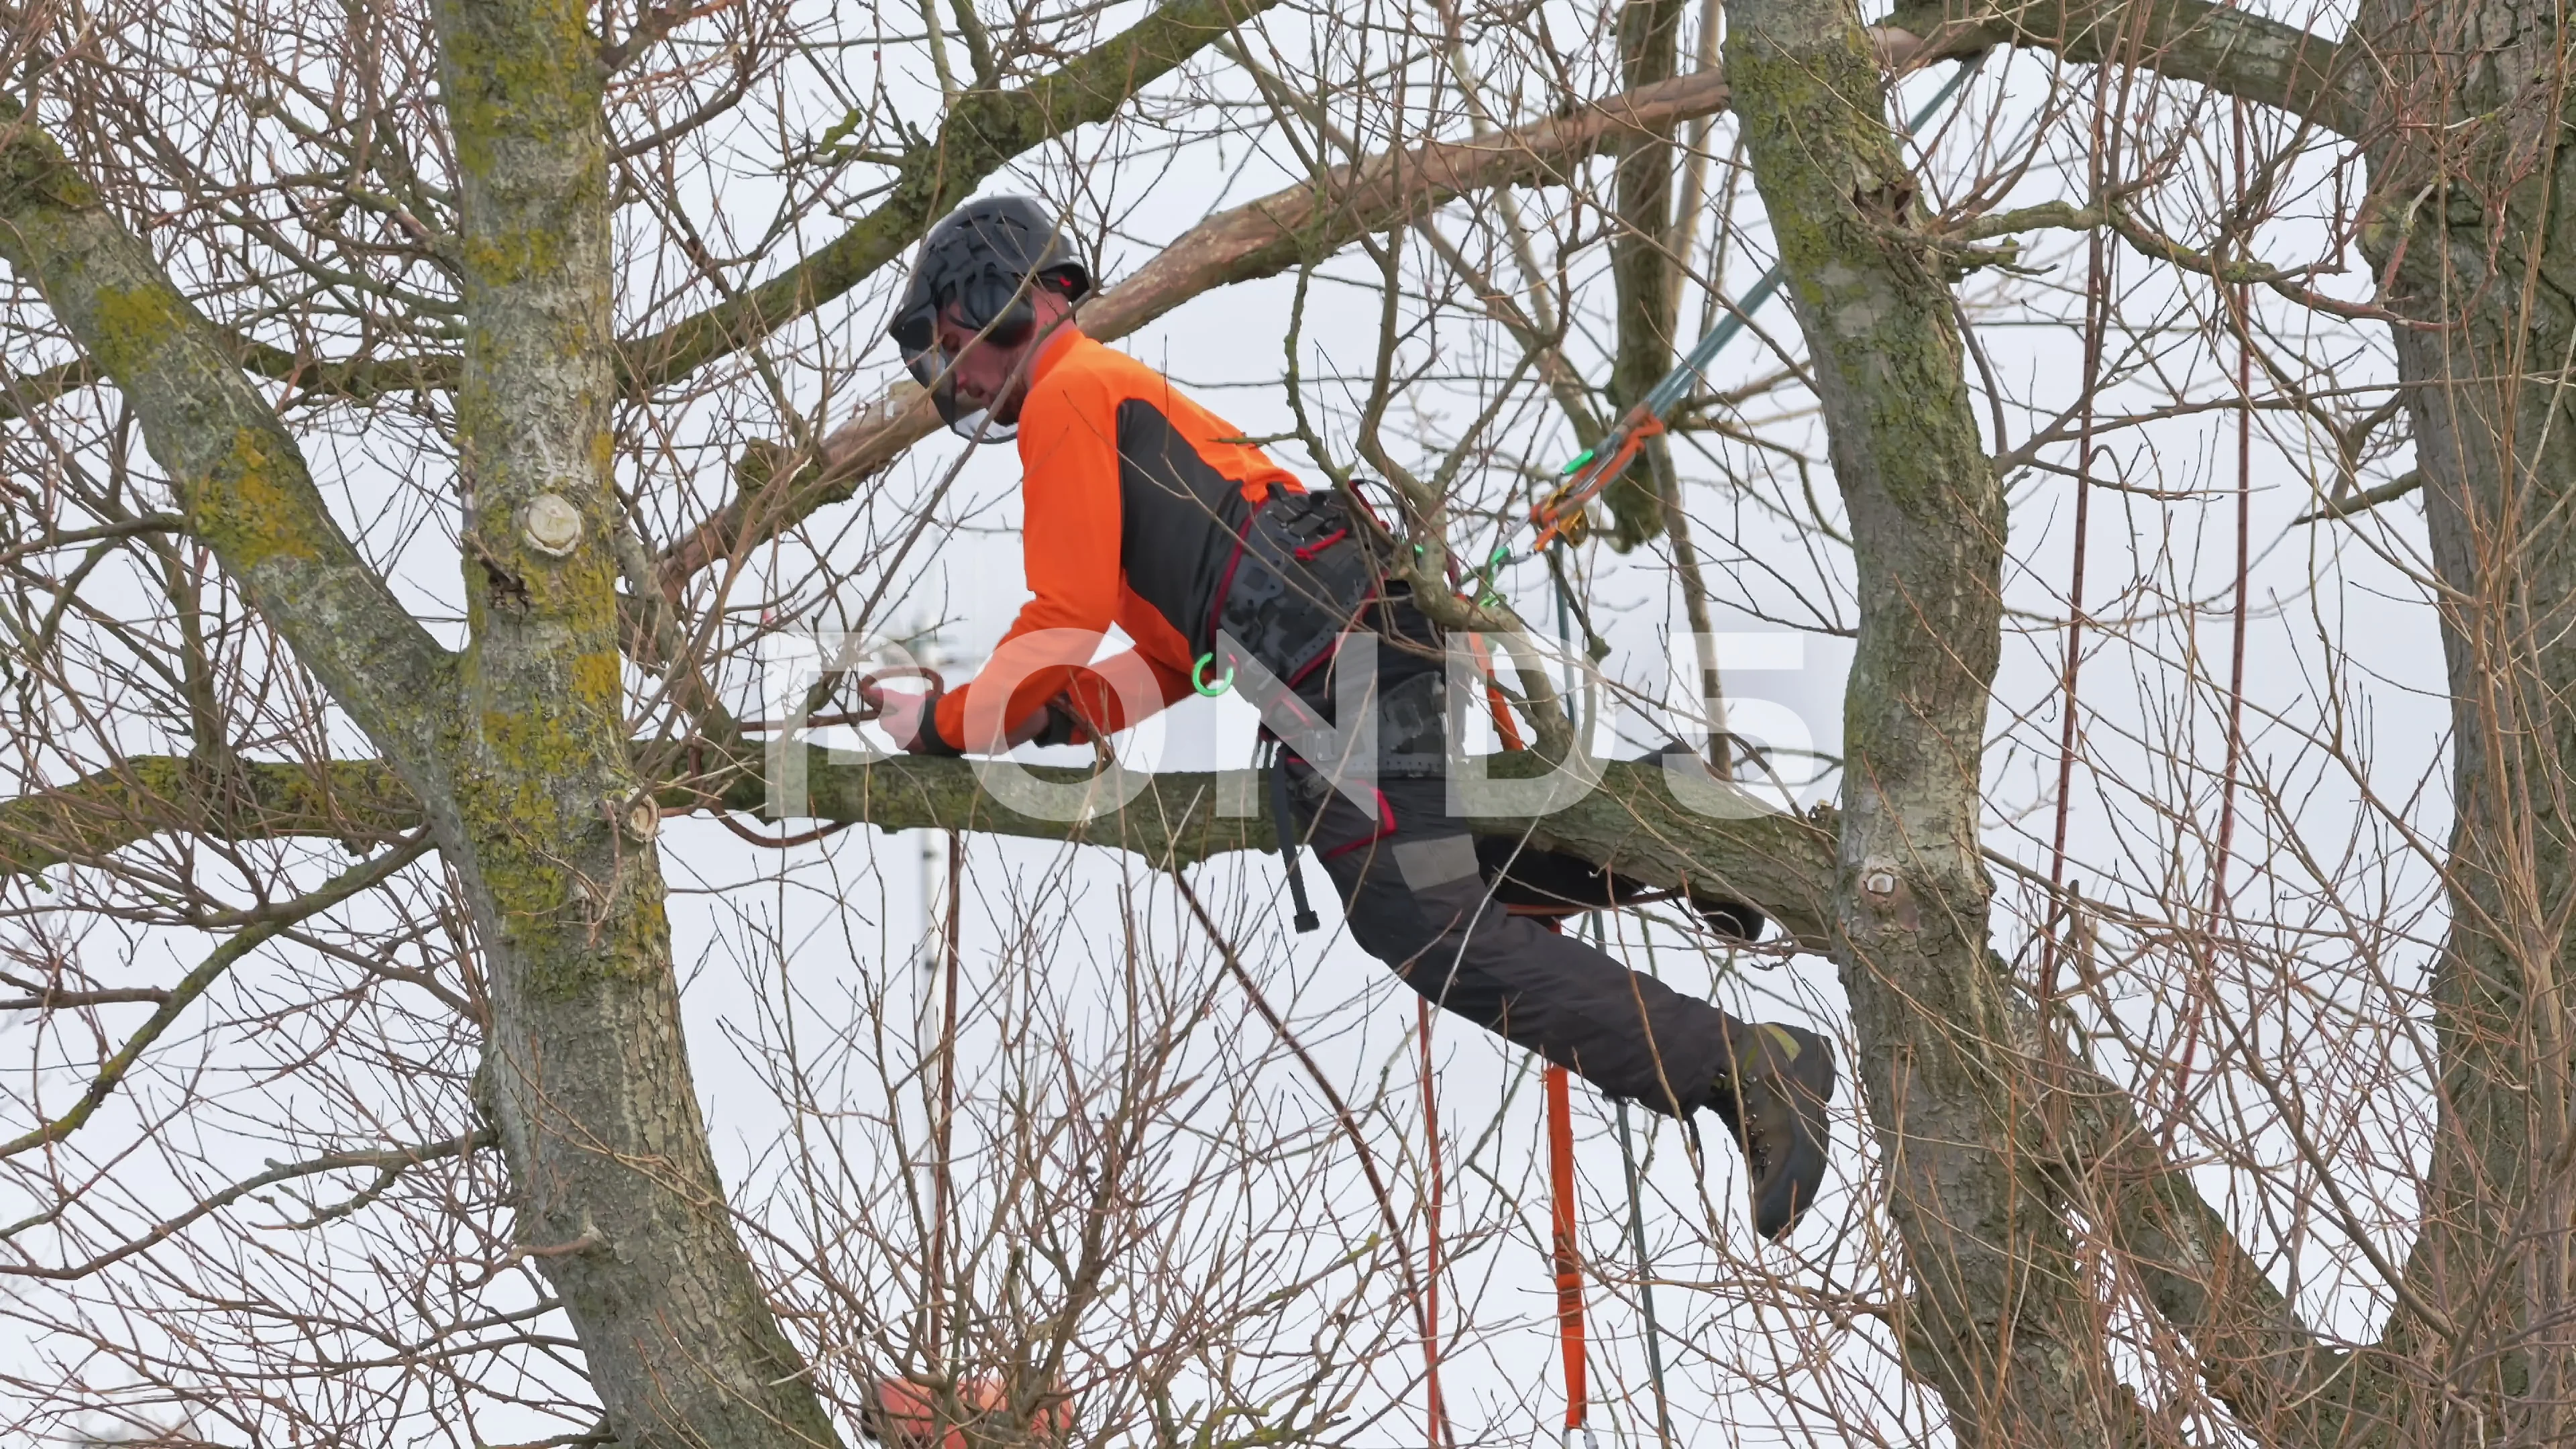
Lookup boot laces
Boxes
[1744,1114,1774,1175]
[1720,1071,1775,1175]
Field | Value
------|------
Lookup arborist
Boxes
[864,196,1837,1240]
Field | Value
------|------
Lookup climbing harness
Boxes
[1265,739,1322,934]
[1208,488,1376,692]
[1529,53,1991,553]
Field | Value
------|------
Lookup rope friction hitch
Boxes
[1527,52,1988,553]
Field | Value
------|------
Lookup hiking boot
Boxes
[1708,1020,1835,1240]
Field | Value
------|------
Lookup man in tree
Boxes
[865,196,1837,1240]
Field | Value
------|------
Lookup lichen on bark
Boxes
[1723,0,2136,1437]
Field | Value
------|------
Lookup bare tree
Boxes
[0,0,2555,1442]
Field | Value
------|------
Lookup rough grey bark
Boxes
[2349,0,2576,1434]
[1721,0,2135,1438]
[425,0,845,1442]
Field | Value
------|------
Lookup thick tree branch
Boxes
[1604,0,1688,549]
[655,67,1739,593]
[2043,1036,2366,1442]
[748,747,1839,938]
[0,750,1839,939]
[1874,0,2367,138]
[0,755,416,877]
[621,0,1284,394]
[0,101,455,771]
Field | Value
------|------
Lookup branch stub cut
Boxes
[1861,859,1900,900]
[616,797,659,845]
[521,494,585,558]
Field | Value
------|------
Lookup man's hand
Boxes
[860,679,1071,754]
[860,680,937,753]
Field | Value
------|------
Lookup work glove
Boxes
[859,680,1076,755]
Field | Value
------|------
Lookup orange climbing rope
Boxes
[1466,632,1591,1444]
[1545,1057,1589,1442]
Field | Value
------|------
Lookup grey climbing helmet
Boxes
[887,197,1095,439]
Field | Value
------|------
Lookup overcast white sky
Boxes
[4,0,2458,1439]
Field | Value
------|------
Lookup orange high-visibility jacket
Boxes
[929,330,1307,751]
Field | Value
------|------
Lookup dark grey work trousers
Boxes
[1279,595,1738,1119]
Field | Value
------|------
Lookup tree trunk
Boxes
[1719,0,2133,1440]
[2358,0,2576,1432]
[427,1,845,1444]
[1603,0,1688,547]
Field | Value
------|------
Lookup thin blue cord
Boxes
[1642,51,1990,420]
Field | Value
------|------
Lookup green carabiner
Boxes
[1191,653,1234,698]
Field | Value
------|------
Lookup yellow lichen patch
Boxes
[515,551,617,618]
[461,221,566,285]
[87,284,189,377]
[477,711,588,797]
[571,651,620,708]
[189,429,323,563]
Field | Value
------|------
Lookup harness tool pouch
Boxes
[1210,489,1378,687]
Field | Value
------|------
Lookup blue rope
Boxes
[1556,52,1994,481]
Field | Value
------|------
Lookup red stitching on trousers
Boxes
[1322,786,1397,861]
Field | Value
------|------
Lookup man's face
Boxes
[931,290,1071,430]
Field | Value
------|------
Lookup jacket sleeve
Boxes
[1049,647,1196,742]
[931,368,1127,752]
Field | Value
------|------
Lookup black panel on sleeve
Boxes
[1114,398,1256,657]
